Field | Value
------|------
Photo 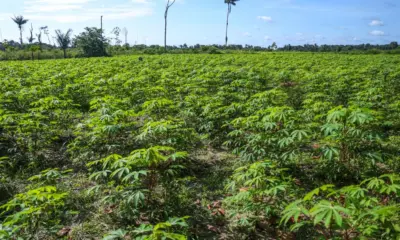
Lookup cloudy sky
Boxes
[0,0,398,46]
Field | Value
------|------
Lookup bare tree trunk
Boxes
[164,8,168,51]
[46,34,51,45]
[164,0,175,52]
[19,27,23,46]
[225,4,230,46]
[100,16,105,56]
[63,48,67,59]
[124,28,128,45]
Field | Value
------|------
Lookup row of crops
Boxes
[1,53,400,239]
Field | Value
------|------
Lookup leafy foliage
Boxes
[103,217,189,240]
[74,27,108,57]
[0,186,68,238]
[55,29,73,58]
[1,53,400,238]
[281,174,400,239]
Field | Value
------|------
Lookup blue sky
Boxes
[0,0,398,46]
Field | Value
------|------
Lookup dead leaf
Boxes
[218,208,225,215]
[207,224,219,233]
[57,226,71,237]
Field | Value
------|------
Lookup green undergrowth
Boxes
[1,53,400,239]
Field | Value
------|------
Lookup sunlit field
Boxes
[1,53,400,239]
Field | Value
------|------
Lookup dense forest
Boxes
[1,53,400,239]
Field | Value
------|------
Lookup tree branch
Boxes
[167,0,176,8]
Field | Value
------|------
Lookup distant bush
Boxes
[74,27,109,57]
[208,47,222,54]
[0,48,79,61]
[366,48,381,54]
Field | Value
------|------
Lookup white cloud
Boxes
[257,16,272,22]
[243,32,252,37]
[26,8,152,23]
[26,14,93,23]
[370,30,385,36]
[314,34,325,40]
[293,32,306,41]
[132,0,151,3]
[369,20,384,26]
[26,5,83,12]
[25,0,93,4]
[105,8,153,20]
[264,36,272,40]
[24,0,94,12]
[28,0,93,2]
[0,13,12,21]
[23,0,153,22]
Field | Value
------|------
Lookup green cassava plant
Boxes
[1,53,400,239]
[281,174,400,239]
[103,217,189,240]
[223,160,293,232]
[0,186,68,239]
[87,146,188,222]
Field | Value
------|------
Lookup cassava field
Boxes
[1,53,400,239]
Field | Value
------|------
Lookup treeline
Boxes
[2,0,400,61]
[279,42,399,52]
[0,27,107,60]
[135,42,400,53]
[2,40,400,61]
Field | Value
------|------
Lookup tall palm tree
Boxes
[224,0,239,46]
[164,0,176,51]
[11,15,29,45]
[54,29,73,59]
